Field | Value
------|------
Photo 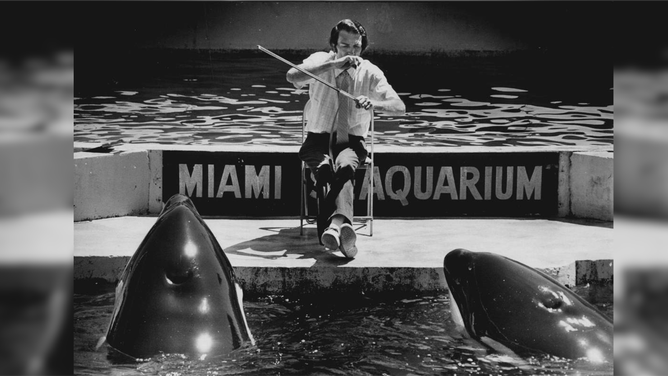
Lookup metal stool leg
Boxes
[300,162,305,236]
[316,183,328,244]
[369,157,374,236]
[299,102,309,236]
[369,110,374,236]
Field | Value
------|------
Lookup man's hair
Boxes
[329,19,368,53]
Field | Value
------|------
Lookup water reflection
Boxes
[75,54,612,148]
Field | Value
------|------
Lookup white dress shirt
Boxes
[292,51,401,138]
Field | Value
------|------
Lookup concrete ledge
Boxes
[543,259,614,287]
[74,217,614,295]
[148,150,163,214]
[74,151,151,221]
[73,255,612,295]
[74,256,130,281]
[237,267,445,294]
[73,143,614,222]
[73,257,446,293]
[72,258,447,294]
[569,151,613,221]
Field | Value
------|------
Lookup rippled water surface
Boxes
[74,52,612,148]
[74,286,613,375]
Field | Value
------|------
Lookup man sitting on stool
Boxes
[286,19,405,258]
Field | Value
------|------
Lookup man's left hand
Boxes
[355,96,373,110]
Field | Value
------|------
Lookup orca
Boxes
[98,194,254,359]
[443,248,612,363]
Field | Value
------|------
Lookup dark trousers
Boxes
[298,132,368,225]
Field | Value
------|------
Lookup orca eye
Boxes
[166,269,193,285]
[543,297,563,310]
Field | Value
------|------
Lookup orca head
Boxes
[443,248,612,363]
[105,194,254,360]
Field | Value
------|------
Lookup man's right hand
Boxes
[332,55,362,70]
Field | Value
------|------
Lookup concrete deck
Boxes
[74,216,613,295]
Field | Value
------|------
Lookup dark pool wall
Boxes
[77,2,611,56]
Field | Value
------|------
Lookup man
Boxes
[287,19,405,258]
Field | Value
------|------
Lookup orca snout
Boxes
[443,248,475,276]
[443,249,476,296]
[160,194,200,217]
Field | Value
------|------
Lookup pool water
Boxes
[74,51,612,148]
[74,285,613,375]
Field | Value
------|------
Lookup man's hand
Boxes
[355,96,373,110]
[333,55,362,70]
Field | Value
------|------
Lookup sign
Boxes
[163,151,559,217]
[163,151,301,217]
[351,153,559,217]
